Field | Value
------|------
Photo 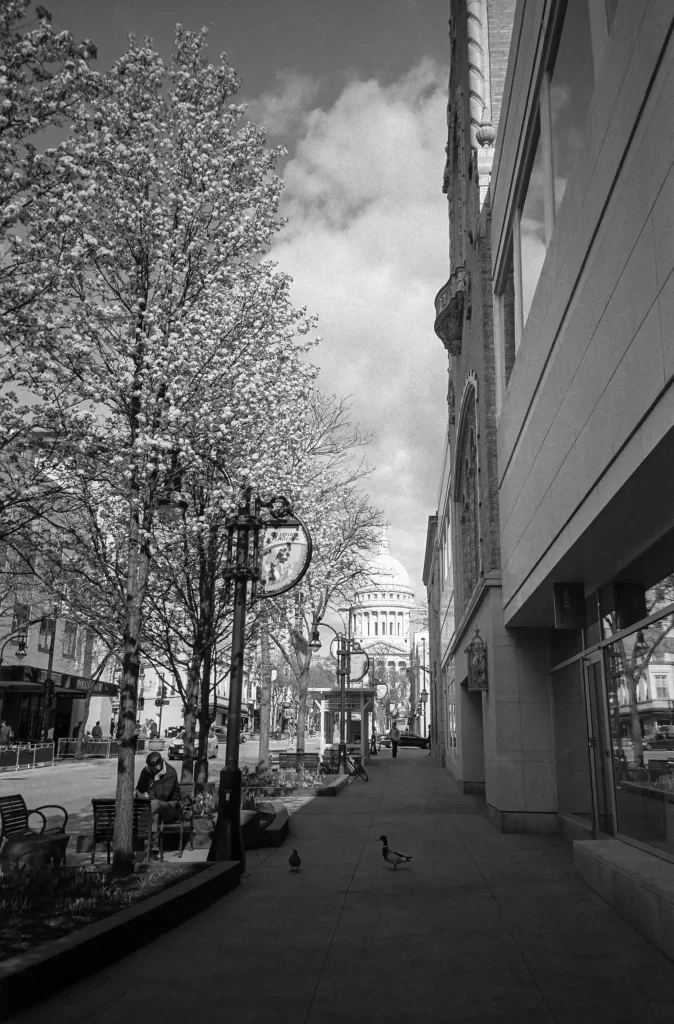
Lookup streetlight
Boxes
[0,632,28,667]
[309,623,369,775]
[420,686,428,739]
[209,486,312,866]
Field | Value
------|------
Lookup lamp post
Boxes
[421,686,428,738]
[209,487,312,866]
[309,623,369,775]
[0,632,28,668]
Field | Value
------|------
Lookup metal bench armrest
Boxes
[26,809,47,833]
[31,804,69,831]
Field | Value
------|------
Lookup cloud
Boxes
[247,70,320,139]
[263,59,450,599]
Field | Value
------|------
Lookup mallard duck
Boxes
[288,849,301,872]
[377,835,412,870]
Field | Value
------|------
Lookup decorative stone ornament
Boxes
[434,266,471,355]
[464,627,488,691]
[476,121,496,148]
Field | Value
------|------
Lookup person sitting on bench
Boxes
[135,751,181,847]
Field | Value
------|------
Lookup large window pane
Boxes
[519,128,547,326]
[549,0,595,213]
[608,620,674,857]
[551,660,593,824]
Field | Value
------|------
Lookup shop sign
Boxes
[553,583,586,629]
[259,521,312,598]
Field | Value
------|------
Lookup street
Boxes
[0,736,321,835]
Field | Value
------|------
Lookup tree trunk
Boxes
[180,649,201,785]
[75,629,96,759]
[295,660,310,752]
[112,531,149,876]
[257,604,272,771]
[195,641,212,788]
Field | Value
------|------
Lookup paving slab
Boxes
[7,749,674,1023]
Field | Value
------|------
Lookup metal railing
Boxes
[57,737,148,759]
[0,743,55,772]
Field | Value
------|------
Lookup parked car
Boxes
[643,737,674,750]
[213,725,227,742]
[377,733,391,748]
[165,725,182,739]
[399,731,429,749]
[167,730,218,760]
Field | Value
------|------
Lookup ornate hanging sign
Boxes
[465,627,488,691]
[258,515,312,598]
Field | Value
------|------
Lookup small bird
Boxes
[377,835,413,870]
[288,849,301,872]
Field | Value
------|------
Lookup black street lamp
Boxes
[420,686,429,739]
[309,623,369,775]
[0,631,28,668]
[209,487,312,867]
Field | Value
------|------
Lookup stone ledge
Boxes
[485,803,557,833]
[0,860,241,1018]
[316,775,351,797]
[574,839,674,962]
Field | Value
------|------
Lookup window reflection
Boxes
[519,126,547,326]
[608,617,674,857]
[549,0,595,213]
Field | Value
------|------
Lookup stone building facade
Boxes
[426,0,674,960]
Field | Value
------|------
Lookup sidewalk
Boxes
[10,749,674,1023]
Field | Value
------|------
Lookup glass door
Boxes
[583,652,616,836]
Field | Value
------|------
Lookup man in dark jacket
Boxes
[91,721,103,739]
[135,751,181,825]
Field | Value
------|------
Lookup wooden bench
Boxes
[91,798,154,865]
[269,752,320,772]
[0,793,68,843]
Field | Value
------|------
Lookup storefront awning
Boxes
[215,701,250,716]
[0,665,118,697]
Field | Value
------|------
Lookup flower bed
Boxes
[242,767,326,800]
[0,862,205,963]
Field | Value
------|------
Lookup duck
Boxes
[377,835,413,870]
[288,849,301,872]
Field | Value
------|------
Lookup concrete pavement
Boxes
[8,748,674,1023]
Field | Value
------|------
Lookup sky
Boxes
[50,0,451,603]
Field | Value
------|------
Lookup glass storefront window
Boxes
[607,617,674,857]
[551,660,593,825]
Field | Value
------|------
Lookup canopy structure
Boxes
[309,686,375,764]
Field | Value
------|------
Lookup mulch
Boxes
[0,862,205,963]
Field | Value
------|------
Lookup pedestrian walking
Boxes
[0,720,13,747]
[72,721,82,739]
[389,723,400,758]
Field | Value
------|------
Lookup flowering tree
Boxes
[0,2,98,551]
[5,26,317,873]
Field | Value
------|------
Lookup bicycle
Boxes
[320,751,368,782]
[346,753,369,782]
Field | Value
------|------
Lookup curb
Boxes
[316,775,351,796]
[0,860,241,1018]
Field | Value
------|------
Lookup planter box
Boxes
[243,784,325,798]
[0,861,240,1018]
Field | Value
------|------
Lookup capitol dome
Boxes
[367,549,412,591]
[344,530,416,662]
